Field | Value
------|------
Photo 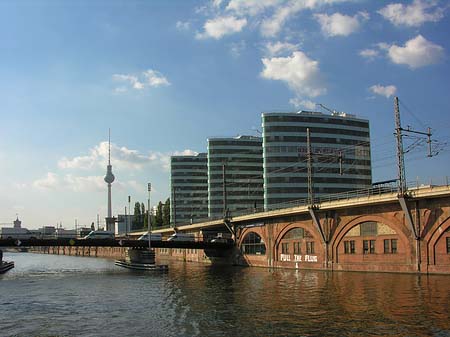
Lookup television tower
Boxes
[104,129,115,231]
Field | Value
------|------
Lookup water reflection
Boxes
[1,253,449,336]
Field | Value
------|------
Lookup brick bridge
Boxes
[150,184,450,274]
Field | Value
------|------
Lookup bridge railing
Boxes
[165,178,449,227]
[226,180,447,219]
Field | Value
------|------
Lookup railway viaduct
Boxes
[151,184,450,274]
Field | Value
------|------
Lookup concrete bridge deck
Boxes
[0,238,232,250]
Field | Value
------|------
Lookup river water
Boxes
[1,252,449,337]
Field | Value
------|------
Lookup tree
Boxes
[133,201,142,229]
[142,203,148,229]
[163,198,170,227]
[134,202,141,216]
[155,201,163,227]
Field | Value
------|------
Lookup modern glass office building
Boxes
[207,136,263,219]
[170,153,208,225]
[262,111,371,209]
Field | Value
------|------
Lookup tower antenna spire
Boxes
[108,128,111,165]
[104,128,115,231]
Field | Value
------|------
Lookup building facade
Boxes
[170,153,208,225]
[262,111,371,209]
[207,136,263,219]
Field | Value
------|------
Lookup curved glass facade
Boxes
[263,111,372,210]
[208,136,263,218]
[170,153,208,225]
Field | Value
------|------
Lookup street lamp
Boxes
[127,195,131,236]
[147,183,152,250]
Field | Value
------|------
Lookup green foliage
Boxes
[134,202,141,216]
[154,201,163,227]
[163,198,170,227]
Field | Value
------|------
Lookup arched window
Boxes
[279,227,314,255]
[241,232,266,255]
[283,228,305,240]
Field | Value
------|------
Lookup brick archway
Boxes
[424,215,450,265]
[238,227,267,247]
[331,214,410,263]
[272,221,323,261]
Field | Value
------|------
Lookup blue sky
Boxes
[0,0,449,229]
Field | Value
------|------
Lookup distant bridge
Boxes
[0,238,232,250]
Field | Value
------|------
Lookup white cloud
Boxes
[64,175,105,192]
[172,149,199,156]
[58,141,199,173]
[359,48,379,60]
[112,69,170,92]
[143,69,170,87]
[59,142,158,171]
[213,0,224,8]
[13,182,27,190]
[265,41,299,56]
[229,40,246,58]
[259,0,351,37]
[112,74,145,90]
[196,16,247,39]
[226,0,282,16]
[260,2,301,37]
[33,172,60,190]
[261,51,326,98]
[289,98,316,110]
[114,87,128,93]
[378,0,445,27]
[32,171,153,193]
[176,21,191,31]
[314,11,369,37]
[369,84,397,98]
[386,35,445,69]
[195,0,354,39]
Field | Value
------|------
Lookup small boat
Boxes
[0,261,14,274]
[114,260,168,271]
[115,248,168,271]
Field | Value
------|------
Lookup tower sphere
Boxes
[104,165,115,183]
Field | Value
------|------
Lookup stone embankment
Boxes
[32,246,127,259]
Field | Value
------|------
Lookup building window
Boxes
[241,232,266,255]
[281,242,289,254]
[384,239,390,254]
[363,240,375,254]
[370,240,375,254]
[360,222,378,236]
[384,239,398,254]
[344,240,355,254]
[306,242,315,254]
[284,228,305,239]
[294,242,301,254]
[391,239,397,253]
[446,237,450,254]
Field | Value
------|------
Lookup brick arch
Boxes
[424,215,450,265]
[272,222,323,261]
[237,227,267,250]
[330,214,410,263]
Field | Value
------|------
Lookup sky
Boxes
[0,0,449,229]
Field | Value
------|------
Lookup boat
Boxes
[114,260,168,271]
[115,248,168,272]
[0,261,14,274]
